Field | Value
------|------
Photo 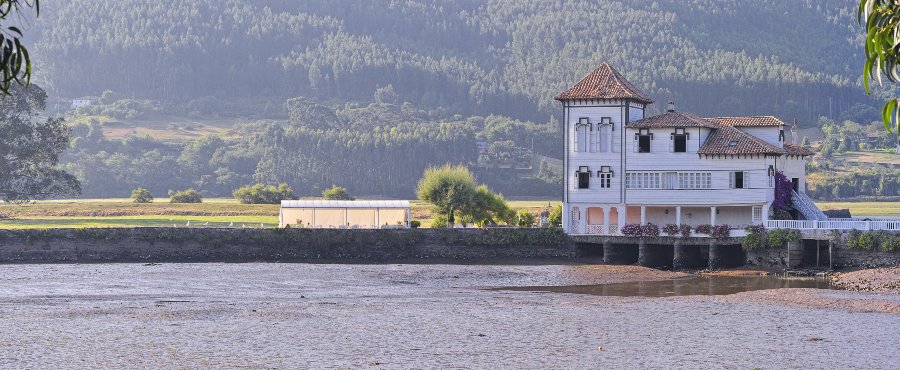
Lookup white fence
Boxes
[765,219,900,231]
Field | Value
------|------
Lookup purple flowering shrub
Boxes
[641,223,660,237]
[620,224,642,236]
[711,224,731,238]
[679,224,692,238]
[662,224,680,236]
[694,224,712,234]
[772,171,793,211]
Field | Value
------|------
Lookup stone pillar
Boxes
[602,239,613,264]
[786,240,802,268]
[640,206,647,225]
[637,239,651,267]
[708,241,721,270]
[675,206,682,226]
[710,206,717,226]
[673,240,688,270]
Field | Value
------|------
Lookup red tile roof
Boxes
[627,111,788,155]
[697,126,786,155]
[783,143,815,156]
[706,116,786,127]
[626,111,720,129]
[555,63,654,103]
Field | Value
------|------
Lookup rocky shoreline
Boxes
[830,267,900,294]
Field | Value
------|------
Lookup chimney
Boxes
[791,118,798,145]
[667,101,675,113]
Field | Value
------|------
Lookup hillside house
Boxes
[558,63,816,235]
[71,96,100,109]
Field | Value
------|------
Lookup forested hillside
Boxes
[27,0,891,199]
[34,0,867,122]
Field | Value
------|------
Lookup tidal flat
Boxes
[0,263,897,368]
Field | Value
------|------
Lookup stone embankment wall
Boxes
[0,228,576,264]
[745,240,900,269]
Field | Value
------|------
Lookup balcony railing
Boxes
[765,219,900,231]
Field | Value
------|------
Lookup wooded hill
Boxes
[34,0,871,123]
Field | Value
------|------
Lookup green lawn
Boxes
[815,201,900,217]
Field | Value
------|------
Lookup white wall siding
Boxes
[738,127,782,147]
[778,156,808,192]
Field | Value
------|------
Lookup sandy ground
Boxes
[831,267,900,294]
[0,263,897,368]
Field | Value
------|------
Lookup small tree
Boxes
[515,209,535,228]
[130,188,153,203]
[416,164,477,227]
[322,185,354,200]
[233,183,296,204]
[548,204,562,227]
[169,188,203,203]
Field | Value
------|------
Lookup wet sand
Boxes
[0,263,897,368]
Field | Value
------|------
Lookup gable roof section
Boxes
[555,63,654,103]
[697,126,786,155]
[706,116,786,127]
[626,111,719,129]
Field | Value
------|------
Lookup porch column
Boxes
[603,207,610,234]
[640,206,647,225]
[675,206,682,225]
[710,206,717,226]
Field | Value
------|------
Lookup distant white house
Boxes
[558,63,818,235]
[71,96,100,109]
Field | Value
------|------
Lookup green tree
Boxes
[169,188,203,203]
[322,185,354,200]
[416,164,477,226]
[130,187,153,203]
[515,209,535,228]
[233,183,296,204]
[458,184,514,226]
[0,84,79,202]
[0,0,37,94]
[860,0,900,151]
[548,204,562,227]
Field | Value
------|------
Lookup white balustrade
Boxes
[765,218,900,232]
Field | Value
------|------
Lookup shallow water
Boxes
[0,263,897,368]
[497,275,836,297]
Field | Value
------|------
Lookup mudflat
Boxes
[0,263,897,368]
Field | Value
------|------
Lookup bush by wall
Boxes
[620,224,641,236]
[710,224,731,239]
[695,224,712,235]
[678,224,692,238]
[641,223,660,237]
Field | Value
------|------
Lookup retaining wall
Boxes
[0,228,576,264]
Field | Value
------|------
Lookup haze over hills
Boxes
[22,0,894,199]
[33,0,869,122]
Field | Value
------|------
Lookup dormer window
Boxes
[635,128,652,153]
[671,128,688,152]
[576,166,591,189]
[728,141,738,147]
[597,166,613,188]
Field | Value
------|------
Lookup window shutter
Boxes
[669,134,674,152]
[744,171,750,188]
[574,126,579,152]
[729,172,735,189]
[633,134,638,153]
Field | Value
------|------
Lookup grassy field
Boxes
[833,150,900,165]
[814,201,900,217]
[0,198,560,229]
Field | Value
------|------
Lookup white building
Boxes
[558,63,816,235]
[280,200,410,229]
[71,96,100,109]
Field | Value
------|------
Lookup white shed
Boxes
[279,200,411,229]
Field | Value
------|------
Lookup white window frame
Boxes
[752,206,763,224]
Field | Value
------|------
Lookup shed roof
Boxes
[280,200,410,209]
